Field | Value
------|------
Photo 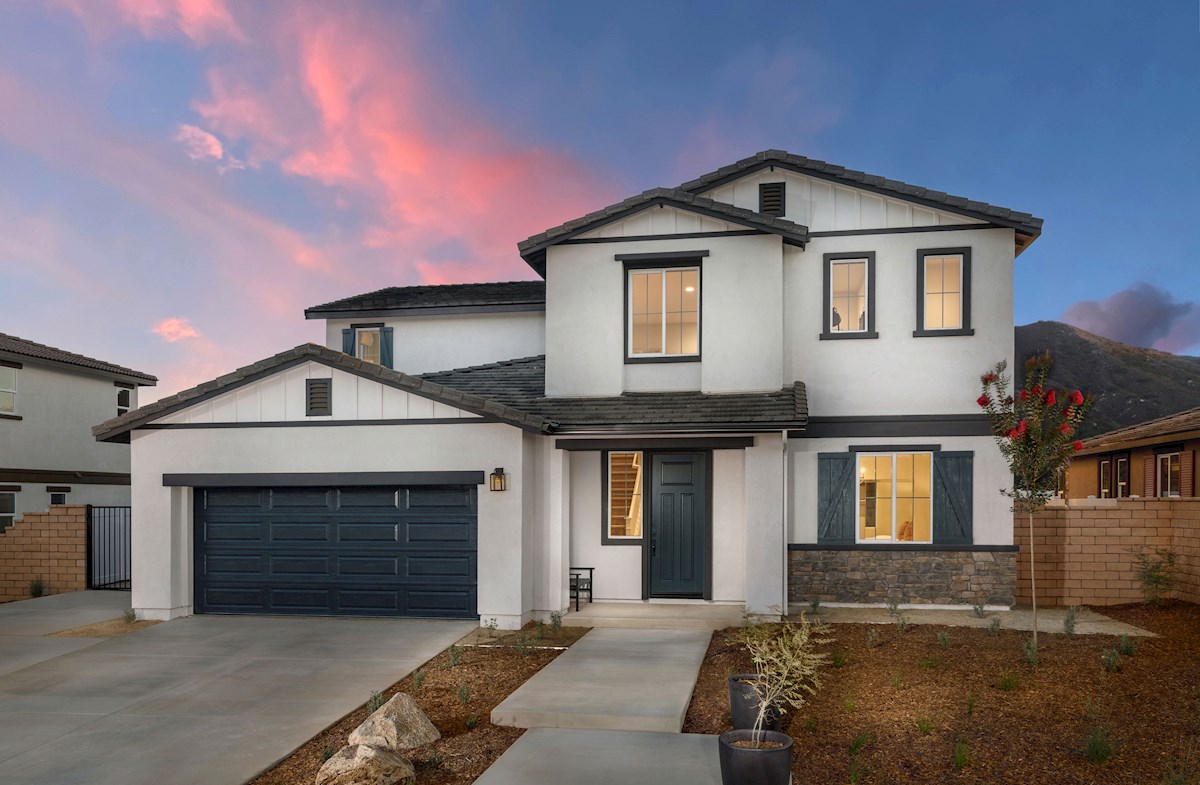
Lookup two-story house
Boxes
[94,150,1042,625]
[1,333,156,530]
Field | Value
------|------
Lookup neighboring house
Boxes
[1067,406,1198,499]
[1,333,157,530]
[94,149,1042,624]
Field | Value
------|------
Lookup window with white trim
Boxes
[0,492,13,531]
[49,492,67,506]
[1115,456,1129,498]
[1158,452,1181,498]
[355,327,382,365]
[606,451,644,539]
[858,452,932,543]
[116,387,132,417]
[0,367,16,415]
[628,267,700,358]
[1099,458,1112,498]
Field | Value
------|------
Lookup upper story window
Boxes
[116,387,132,417]
[1158,452,1181,498]
[915,247,973,337]
[0,366,17,415]
[821,252,876,340]
[355,327,381,364]
[858,452,933,543]
[340,324,393,368]
[627,267,700,359]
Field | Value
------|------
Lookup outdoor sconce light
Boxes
[489,467,507,492]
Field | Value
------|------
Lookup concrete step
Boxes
[566,601,744,631]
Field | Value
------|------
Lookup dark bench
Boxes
[569,567,594,612]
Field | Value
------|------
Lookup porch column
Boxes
[744,432,786,616]
[542,442,571,616]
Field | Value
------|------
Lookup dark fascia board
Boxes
[163,471,485,487]
[0,469,130,485]
[793,414,990,438]
[554,422,803,434]
[789,543,1019,553]
[614,250,711,262]
[304,303,545,320]
[556,436,755,451]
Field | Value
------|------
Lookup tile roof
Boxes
[0,332,156,384]
[305,280,546,318]
[93,344,552,443]
[419,355,808,431]
[1078,405,1200,455]
[679,150,1044,237]
[517,187,810,274]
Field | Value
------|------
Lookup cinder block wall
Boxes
[1015,498,1200,606]
[0,505,88,602]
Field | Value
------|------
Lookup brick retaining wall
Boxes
[0,505,88,602]
[1015,498,1200,606]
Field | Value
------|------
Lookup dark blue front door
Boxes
[648,453,707,598]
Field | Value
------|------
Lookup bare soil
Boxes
[249,623,589,785]
[684,603,1200,785]
[47,618,162,637]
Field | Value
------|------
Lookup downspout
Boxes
[781,428,789,619]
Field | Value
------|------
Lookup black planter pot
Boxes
[718,729,793,785]
[727,674,782,732]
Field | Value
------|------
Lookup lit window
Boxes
[116,387,132,417]
[922,254,963,330]
[858,453,932,543]
[355,327,381,365]
[0,367,16,415]
[607,452,643,539]
[830,259,868,333]
[1158,453,1181,498]
[1099,459,1112,498]
[628,268,699,357]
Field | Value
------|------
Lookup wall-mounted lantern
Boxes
[489,467,507,492]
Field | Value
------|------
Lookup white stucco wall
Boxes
[323,311,545,375]
[787,435,1013,546]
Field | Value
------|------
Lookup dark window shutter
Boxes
[932,451,973,545]
[759,182,786,217]
[380,327,394,369]
[817,452,856,544]
[341,328,355,356]
[306,378,332,417]
[1143,457,1156,497]
[1181,451,1194,498]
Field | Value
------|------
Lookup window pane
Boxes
[831,260,867,332]
[942,256,962,293]
[682,269,699,311]
[681,312,699,354]
[924,255,963,330]
[665,312,682,355]
[1116,458,1129,497]
[609,452,643,538]
[0,494,13,514]
[632,273,648,315]
[645,313,662,353]
[0,391,13,414]
[913,498,932,542]
[117,388,131,408]
[942,293,962,329]
[1169,455,1180,497]
[665,269,683,312]
[0,367,15,390]
[356,329,381,364]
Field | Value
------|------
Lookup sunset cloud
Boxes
[61,0,245,44]
[152,317,201,342]
[174,123,223,161]
[1062,282,1200,355]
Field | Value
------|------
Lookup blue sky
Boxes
[0,1,1196,398]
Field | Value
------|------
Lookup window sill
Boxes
[624,356,701,365]
[601,537,644,546]
[912,328,975,337]
[792,543,1014,552]
[819,331,879,341]
[0,413,22,421]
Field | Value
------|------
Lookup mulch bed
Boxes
[47,618,162,637]
[250,623,590,785]
[684,603,1200,785]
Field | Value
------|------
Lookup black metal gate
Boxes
[87,505,131,590]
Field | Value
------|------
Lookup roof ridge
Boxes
[0,331,157,383]
[420,355,546,378]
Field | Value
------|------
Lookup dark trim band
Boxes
[561,230,761,246]
[0,359,23,369]
[163,471,486,488]
[624,356,701,365]
[809,223,995,238]
[0,485,21,492]
[306,303,545,320]
[614,250,710,262]
[0,469,130,485]
[140,417,486,431]
[848,444,942,453]
[789,543,1019,553]
[794,414,990,438]
[0,414,22,421]
[45,485,72,493]
[557,437,755,451]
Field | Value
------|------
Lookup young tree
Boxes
[977,353,1092,647]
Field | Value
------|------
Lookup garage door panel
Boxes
[196,485,477,618]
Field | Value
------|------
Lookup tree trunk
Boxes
[1028,510,1037,648]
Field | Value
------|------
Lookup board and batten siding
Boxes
[574,206,738,239]
[702,169,980,232]
[153,362,481,425]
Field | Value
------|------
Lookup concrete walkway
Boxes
[475,728,720,785]
[0,592,133,677]
[491,628,711,732]
[806,605,1156,636]
[0,592,473,785]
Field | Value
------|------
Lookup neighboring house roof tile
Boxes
[304,280,546,318]
[517,187,810,275]
[678,149,1044,238]
[92,344,553,443]
[1077,405,1200,455]
[419,355,808,432]
[0,332,157,384]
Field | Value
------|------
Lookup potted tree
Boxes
[719,614,830,785]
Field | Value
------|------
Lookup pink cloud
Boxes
[60,0,245,44]
[174,123,223,160]
[152,317,201,342]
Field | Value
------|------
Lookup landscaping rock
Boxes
[315,744,413,785]
[349,692,440,751]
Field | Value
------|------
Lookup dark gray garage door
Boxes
[194,486,477,618]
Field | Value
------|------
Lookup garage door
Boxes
[194,485,477,618]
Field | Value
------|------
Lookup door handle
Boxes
[650,533,657,556]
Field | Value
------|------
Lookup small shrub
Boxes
[550,611,563,633]
[412,668,426,693]
[953,740,970,770]
[1101,648,1121,673]
[516,634,532,658]
[885,597,900,616]
[456,681,471,705]
[28,578,45,598]
[1084,725,1114,763]
[844,694,857,713]
[890,673,903,691]
[972,604,987,619]
[730,612,833,732]
[997,673,1019,691]
[1160,743,1200,785]
[866,629,880,649]
[484,617,499,638]
[848,756,867,784]
[535,620,546,640]
[917,717,933,735]
[832,650,848,668]
[809,598,821,614]
[966,694,975,715]
[989,617,1002,636]
[805,716,817,732]
[1132,546,1179,606]
[367,690,384,714]
[321,744,336,762]
[466,711,478,730]
[1119,634,1139,657]
[1023,638,1038,666]
[897,615,912,633]
[123,607,137,624]
[937,630,951,650]
[850,732,870,755]
[448,644,463,667]
[919,658,938,670]
[1064,605,1079,637]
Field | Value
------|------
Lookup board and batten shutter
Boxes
[932,451,973,545]
[1181,451,1195,498]
[1144,457,1156,497]
[380,327,395,369]
[341,328,355,356]
[817,453,856,544]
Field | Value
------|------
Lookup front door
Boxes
[647,453,708,598]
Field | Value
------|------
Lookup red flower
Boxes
[982,372,998,384]
[1063,407,1074,419]
[1045,389,1056,406]
[1070,390,1084,406]
[977,394,990,408]
[1019,389,1030,401]
[1033,384,1043,396]
[1059,423,1072,435]
[1017,419,1027,435]
[1073,440,1083,452]
[1007,428,1020,440]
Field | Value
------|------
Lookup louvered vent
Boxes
[306,378,332,417]
[759,182,786,217]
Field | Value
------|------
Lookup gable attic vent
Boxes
[306,378,333,417]
[759,182,786,217]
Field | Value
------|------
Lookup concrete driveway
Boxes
[0,592,474,785]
